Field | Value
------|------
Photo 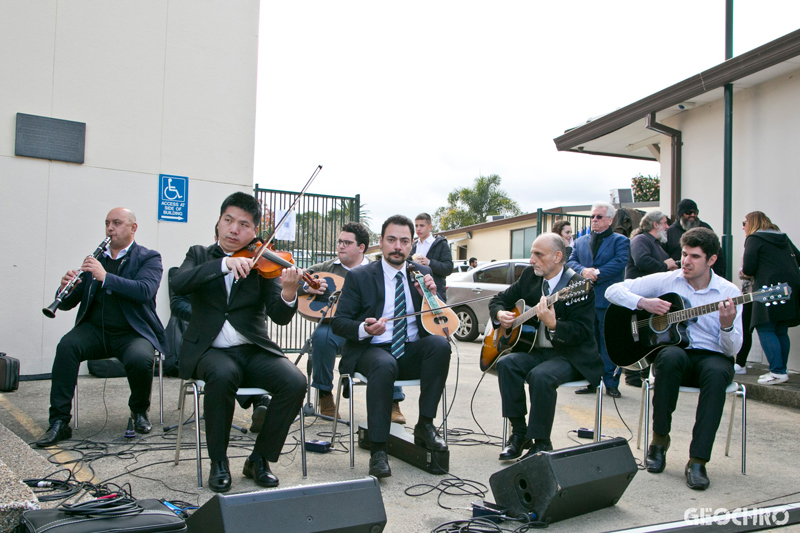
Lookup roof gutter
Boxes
[645,113,682,218]
[553,28,800,153]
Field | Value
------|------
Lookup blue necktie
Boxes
[391,272,407,359]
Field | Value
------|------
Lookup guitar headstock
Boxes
[753,283,792,306]
[558,280,594,306]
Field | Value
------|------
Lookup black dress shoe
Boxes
[575,385,596,395]
[645,444,667,473]
[519,440,553,461]
[606,386,622,398]
[35,420,72,448]
[499,434,531,461]
[685,462,710,490]
[413,423,448,452]
[208,460,232,493]
[368,451,391,478]
[250,394,271,433]
[243,456,279,487]
[131,412,152,434]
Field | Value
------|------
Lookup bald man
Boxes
[491,234,603,461]
[37,208,167,447]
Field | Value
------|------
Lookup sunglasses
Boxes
[683,210,698,216]
[590,215,607,220]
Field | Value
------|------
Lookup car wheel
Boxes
[454,307,479,342]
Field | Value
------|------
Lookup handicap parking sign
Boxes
[158,174,188,222]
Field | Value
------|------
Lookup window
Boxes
[510,227,536,259]
[514,264,527,282]
[474,264,509,284]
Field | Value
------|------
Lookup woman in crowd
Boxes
[741,211,800,385]
[552,220,573,258]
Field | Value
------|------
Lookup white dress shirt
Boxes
[604,269,743,356]
[100,240,134,287]
[414,235,435,258]
[212,246,297,348]
[359,258,420,344]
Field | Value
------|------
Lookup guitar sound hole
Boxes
[649,315,669,333]
[433,317,449,325]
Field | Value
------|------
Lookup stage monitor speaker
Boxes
[489,437,637,524]
[186,476,386,533]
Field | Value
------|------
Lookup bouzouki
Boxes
[297,272,346,323]
[479,280,594,372]
[605,283,792,370]
[406,264,460,341]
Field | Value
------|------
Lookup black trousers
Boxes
[354,335,451,443]
[652,346,734,461]
[496,349,581,440]
[49,323,154,425]
[195,345,306,462]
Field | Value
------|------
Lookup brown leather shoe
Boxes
[319,394,338,419]
[391,401,406,424]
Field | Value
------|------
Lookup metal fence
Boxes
[535,208,593,238]
[254,186,360,352]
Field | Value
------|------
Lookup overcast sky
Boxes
[254,1,800,233]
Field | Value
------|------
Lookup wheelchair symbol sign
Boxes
[158,174,188,222]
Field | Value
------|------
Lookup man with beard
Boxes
[621,211,678,386]
[331,215,451,478]
[626,211,678,279]
[665,199,726,278]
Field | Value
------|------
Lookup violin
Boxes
[233,240,321,290]
[406,263,460,340]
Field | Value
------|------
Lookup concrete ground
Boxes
[1,339,800,532]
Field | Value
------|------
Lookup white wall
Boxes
[658,67,800,371]
[0,1,260,374]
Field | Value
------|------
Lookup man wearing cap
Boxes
[665,199,726,278]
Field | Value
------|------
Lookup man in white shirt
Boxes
[605,228,741,491]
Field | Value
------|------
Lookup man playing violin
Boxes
[331,215,451,478]
[36,208,166,447]
[303,223,405,422]
[172,192,306,493]
[492,233,602,461]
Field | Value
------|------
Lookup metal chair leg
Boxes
[348,376,355,469]
[192,385,202,488]
[332,375,345,450]
[158,353,164,424]
[637,380,647,450]
[643,379,651,464]
[300,409,307,479]
[594,381,603,442]
[441,386,448,444]
[502,417,508,444]
[73,384,79,430]
[740,385,747,474]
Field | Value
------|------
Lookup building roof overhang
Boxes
[553,29,800,160]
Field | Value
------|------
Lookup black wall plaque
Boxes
[15,113,86,164]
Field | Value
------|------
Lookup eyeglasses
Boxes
[683,210,698,216]
[337,239,355,247]
[590,215,607,220]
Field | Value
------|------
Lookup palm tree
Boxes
[434,174,522,230]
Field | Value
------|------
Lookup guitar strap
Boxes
[552,266,577,294]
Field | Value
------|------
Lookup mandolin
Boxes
[406,264,460,340]
[479,280,593,372]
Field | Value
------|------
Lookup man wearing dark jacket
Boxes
[411,213,453,302]
[172,192,306,493]
[493,233,602,460]
[626,211,678,280]
[665,199,726,278]
[37,208,166,447]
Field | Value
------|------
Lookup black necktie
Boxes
[543,280,550,297]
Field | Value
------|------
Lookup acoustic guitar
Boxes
[479,280,594,372]
[297,272,346,322]
[604,283,791,370]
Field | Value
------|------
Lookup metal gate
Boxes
[254,185,360,352]
[535,208,592,238]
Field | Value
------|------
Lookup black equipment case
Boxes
[0,352,20,392]
[16,499,186,533]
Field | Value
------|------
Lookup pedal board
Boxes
[358,422,449,474]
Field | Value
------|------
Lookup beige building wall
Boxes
[656,67,800,371]
[446,218,540,262]
[0,1,260,375]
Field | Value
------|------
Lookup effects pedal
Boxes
[304,439,332,453]
[358,422,449,474]
[577,428,595,439]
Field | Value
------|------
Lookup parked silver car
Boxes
[445,259,530,342]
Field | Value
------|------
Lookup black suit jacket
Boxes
[331,260,433,377]
[410,236,453,301]
[171,244,297,380]
[58,242,166,353]
[488,266,603,386]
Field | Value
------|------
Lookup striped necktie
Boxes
[543,280,550,296]
[391,271,407,359]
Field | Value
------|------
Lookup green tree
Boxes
[434,174,522,230]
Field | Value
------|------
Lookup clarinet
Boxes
[43,237,112,318]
